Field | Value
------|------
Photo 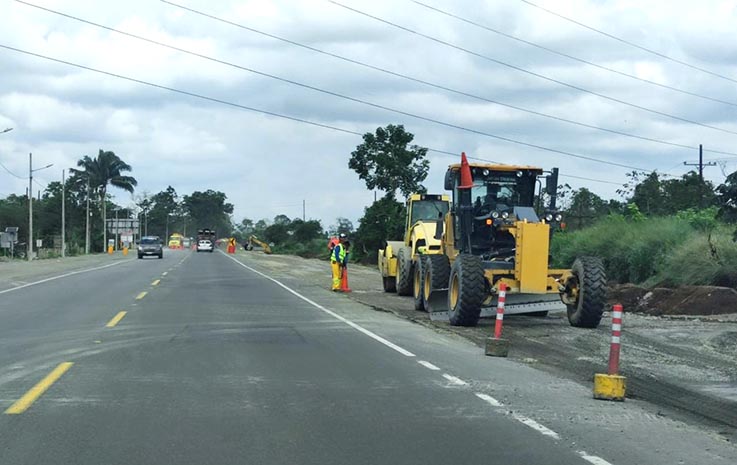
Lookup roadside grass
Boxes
[552,213,736,287]
[273,238,330,260]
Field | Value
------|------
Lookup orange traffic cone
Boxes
[340,267,352,293]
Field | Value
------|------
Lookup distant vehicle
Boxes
[168,233,184,249]
[197,239,214,253]
[196,229,216,253]
[138,236,163,259]
[182,237,191,248]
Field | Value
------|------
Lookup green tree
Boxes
[183,190,234,236]
[147,186,180,237]
[334,217,354,236]
[354,196,406,261]
[562,188,608,230]
[348,124,429,198]
[717,171,737,223]
[290,219,323,243]
[662,172,716,212]
[264,223,290,245]
[71,149,137,250]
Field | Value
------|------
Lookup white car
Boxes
[196,239,214,253]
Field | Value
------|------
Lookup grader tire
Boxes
[413,258,425,311]
[396,247,413,296]
[423,255,451,313]
[566,257,607,328]
[448,254,486,327]
[382,276,396,293]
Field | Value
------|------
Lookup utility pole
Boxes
[28,153,32,262]
[114,208,119,251]
[61,169,65,258]
[27,153,53,261]
[683,144,716,207]
[303,199,306,221]
[85,177,90,254]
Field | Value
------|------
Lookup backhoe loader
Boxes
[245,235,273,254]
[422,153,607,328]
[378,193,450,311]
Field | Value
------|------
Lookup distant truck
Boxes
[196,229,216,253]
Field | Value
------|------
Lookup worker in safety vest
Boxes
[331,233,348,291]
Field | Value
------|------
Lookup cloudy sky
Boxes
[1,0,737,228]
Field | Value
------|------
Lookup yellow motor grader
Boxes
[378,193,450,311]
[421,153,607,328]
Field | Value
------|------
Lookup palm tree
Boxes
[71,150,137,251]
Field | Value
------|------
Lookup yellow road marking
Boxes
[105,311,127,328]
[136,291,147,300]
[5,362,74,414]
[151,279,160,286]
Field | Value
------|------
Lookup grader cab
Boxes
[421,153,607,328]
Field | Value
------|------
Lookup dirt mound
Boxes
[609,284,737,316]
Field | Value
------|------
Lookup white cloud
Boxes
[1,0,737,227]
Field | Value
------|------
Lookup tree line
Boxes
[0,149,236,256]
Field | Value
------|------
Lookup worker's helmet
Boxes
[339,233,348,239]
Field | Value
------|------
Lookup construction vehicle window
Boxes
[411,200,449,224]
[471,177,533,210]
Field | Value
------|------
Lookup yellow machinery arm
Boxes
[247,235,272,254]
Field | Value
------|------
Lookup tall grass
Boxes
[551,215,698,285]
[651,227,737,287]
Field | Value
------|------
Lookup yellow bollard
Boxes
[108,245,113,254]
[123,247,128,256]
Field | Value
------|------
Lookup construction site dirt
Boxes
[240,251,737,440]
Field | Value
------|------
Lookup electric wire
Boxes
[517,0,737,85]
[412,0,737,108]
[328,0,737,136]
[0,38,652,173]
[157,0,737,157]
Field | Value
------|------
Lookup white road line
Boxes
[220,252,415,357]
[442,373,469,386]
[578,452,614,465]
[0,260,130,295]
[417,360,440,371]
[511,413,560,440]
[474,392,503,407]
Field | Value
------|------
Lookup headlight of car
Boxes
[555,213,563,222]
[501,212,509,219]
[491,211,500,219]
[545,213,553,221]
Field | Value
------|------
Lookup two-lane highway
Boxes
[0,249,735,464]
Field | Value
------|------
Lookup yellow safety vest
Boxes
[332,243,346,263]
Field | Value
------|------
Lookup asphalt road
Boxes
[0,249,734,464]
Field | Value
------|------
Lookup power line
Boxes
[0,160,24,179]
[158,0,737,158]
[0,44,638,186]
[517,0,737,86]
[328,0,737,137]
[0,17,655,173]
[412,0,737,109]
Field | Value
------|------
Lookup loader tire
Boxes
[396,247,413,296]
[382,276,396,293]
[566,257,607,328]
[413,258,425,311]
[423,255,450,313]
[448,254,485,327]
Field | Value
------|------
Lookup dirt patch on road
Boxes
[610,284,737,316]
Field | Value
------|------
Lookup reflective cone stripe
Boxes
[608,304,623,375]
[493,283,507,339]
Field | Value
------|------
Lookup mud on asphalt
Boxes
[240,251,737,440]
